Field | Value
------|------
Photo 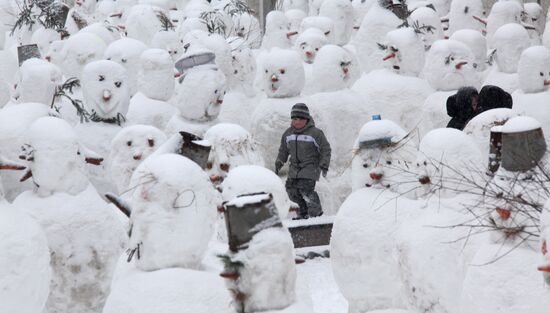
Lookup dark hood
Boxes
[477,85,512,114]
[447,86,478,119]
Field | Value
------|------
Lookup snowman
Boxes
[449,29,487,73]
[105,38,148,96]
[126,48,177,130]
[350,119,418,194]
[13,58,62,106]
[523,2,543,45]
[44,39,65,67]
[352,27,433,133]
[230,11,262,48]
[109,124,167,193]
[219,169,313,313]
[483,23,530,93]
[76,59,130,193]
[204,123,264,185]
[165,47,227,137]
[460,115,550,313]
[250,48,306,172]
[351,0,401,73]
[446,0,485,36]
[512,45,550,137]
[421,39,479,135]
[285,9,307,46]
[60,32,107,79]
[319,0,353,46]
[261,10,294,50]
[0,156,51,313]
[13,116,127,313]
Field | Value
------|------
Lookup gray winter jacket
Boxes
[276,119,331,181]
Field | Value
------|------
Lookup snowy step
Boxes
[284,216,334,248]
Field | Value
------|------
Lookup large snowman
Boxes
[13,116,127,313]
[103,153,232,313]
[331,119,421,313]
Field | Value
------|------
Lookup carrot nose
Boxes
[305,51,313,58]
[343,67,349,75]
[216,98,223,105]
[133,154,142,161]
[544,80,550,86]
[210,175,221,183]
[455,61,468,70]
[271,75,278,82]
[495,208,511,220]
[472,15,487,25]
[287,31,298,38]
[45,55,51,62]
[419,176,431,185]
[383,53,396,61]
[370,172,383,181]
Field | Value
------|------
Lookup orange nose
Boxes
[305,51,313,58]
[217,99,223,105]
[343,67,349,75]
[495,207,511,220]
[383,53,396,61]
[103,95,111,101]
[271,75,278,82]
[370,172,383,181]
[210,175,221,183]
[455,62,468,70]
[544,80,550,86]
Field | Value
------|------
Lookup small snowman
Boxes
[285,9,307,45]
[319,0,353,46]
[299,16,335,43]
[103,153,232,313]
[449,29,487,73]
[109,124,167,193]
[250,48,306,172]
[447,0,485,36]
[29,27,61,56]
[0,156,51,313]
[421,39,479,135]
[294,28,328,64]
[523,2,543,45]
[105,38,148,96]
[166,47,227,137]
[65,0,97,34]
[261,10,294,50]
[230,11,262,48]
[124,4,169,45]
[126,48,177,130]
[204,123,264,185]
[60,32,107,79]
[512,45,550,137]
[13,116,127,313]
[483,23,530,93]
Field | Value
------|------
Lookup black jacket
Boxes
[276,119,331,180]
[446,86,478,130]
[476,85,512,114]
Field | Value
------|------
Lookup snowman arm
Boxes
[276,130,289,166]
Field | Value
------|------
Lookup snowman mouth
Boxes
[271,83,279,92]
[393,65,400,70]
[544,80,550,86]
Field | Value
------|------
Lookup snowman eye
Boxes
[423,161,427,166]
[184,43,190,52]
[115,81,122,88]
[148,138,155,147]
[121,58,127,63]
[220,163,230,172]
[99,75,105,81]
[265,69,268,73]
[214,89,218,94]
[541,72,544,76]
[279,69,285,74]
[127,141,132,146]
[464,6,469,14]
[315,48,319,51]
[363,163,369,168]
[386,160,392,165]
[206,162,213,169]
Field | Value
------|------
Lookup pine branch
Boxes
[156,11,174,31]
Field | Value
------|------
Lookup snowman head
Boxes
[294,28,328,63]
[261,48,305,98]
[518,46,550,94]
[409,6,444,50]
[22,116,91,196]
[80,23,119,46]
[138,48,175,101]
[523,3,544,34]
[30,27,61,56]
[82,60,130,121]
[423,39,478,91]
[448,0,485,34]
[227,37,256,87]
[416,127,483,198]
[15,58,62,105]
[311,44,358,92]
[61,33,107,79]
[151,30,183,62]
[493,23,530,74]
[352,119,417,194]
[105,38,148,96]
[204,123,264,184]
[109,124,167,192]
[449,29,487,72]
[381,27,425,77]
[44,40,65,65]
[231,12,261,48]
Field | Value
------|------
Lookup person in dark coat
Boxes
[476,85,513,114]
[446,86,478,130]
[275,103,331,219]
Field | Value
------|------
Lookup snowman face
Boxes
[296,34,326,63]
[75,0,97,14]
[383,45,401,72]
[151,31,182,62]
[231,47,256,83]
[82,60,129,119]
[44,40,64,65]
[425,40,477,91]
[518,46,550,93]
[61,33,106,79]
[265,67,288,96]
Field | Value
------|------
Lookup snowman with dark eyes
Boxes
[105,38,148,96]
[75,59,130,194]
